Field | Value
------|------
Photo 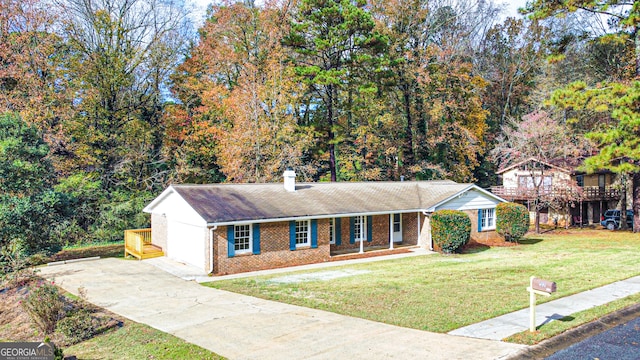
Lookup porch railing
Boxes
[490,186,620,201]
[124,228,155,259]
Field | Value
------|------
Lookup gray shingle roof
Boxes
[168,180,473,224]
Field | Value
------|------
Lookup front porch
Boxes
[124,228,164,260]
[330,244,419,260]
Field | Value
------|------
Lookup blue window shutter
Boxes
[227,226,235,258]
[252,224,261,254]
[289,221,296,250]
[367,216,373,242]
[311,219,318,248]
[478,210,483,232]
[349,217,355,244]
[335,218,342,245]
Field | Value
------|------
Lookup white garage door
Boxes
[167,221,206,271]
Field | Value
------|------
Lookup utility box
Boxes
[531,277,557,294]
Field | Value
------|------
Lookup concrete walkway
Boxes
[449,275,640,341]
[39,258,524,360]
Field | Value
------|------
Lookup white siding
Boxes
[435,189,500,211]
[502,169,571,189]
[147,189,208,270]
[502,169,519,188]
[167,221,207,270]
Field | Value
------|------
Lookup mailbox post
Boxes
[527,276,557,332]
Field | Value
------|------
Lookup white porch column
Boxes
[389,214,394,250]
[587,202,594,225]
[417,212,421,246]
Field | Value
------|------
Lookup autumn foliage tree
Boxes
[58,0,189,190]
[168,1,316,183]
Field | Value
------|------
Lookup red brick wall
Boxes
[402,213,418,246]
[463,209,504,246]
[213,220,331,275]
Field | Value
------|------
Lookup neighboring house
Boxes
[491,158,620,225]
[140,171,506,275]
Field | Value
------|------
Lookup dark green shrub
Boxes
[496,202,530,242]
[431,210,471,253]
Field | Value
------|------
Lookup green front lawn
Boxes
[204,229,640,334]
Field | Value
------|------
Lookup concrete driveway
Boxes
[39,258,524,360]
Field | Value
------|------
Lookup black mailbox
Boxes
[531,278,556,294]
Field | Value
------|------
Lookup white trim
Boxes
[354,215,367,241]
[295,220,311,248]
[233,224,253,255]
[329,218,336,245]
[143,185,177,213]
[425,184,506,212]
[207,209,422,227]
[480,208,496,231]
[392,213,402,243]
[417,212,421,248]
[389,214,394,250]
[208,225,217,274]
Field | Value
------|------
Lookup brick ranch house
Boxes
[141,171,506,275]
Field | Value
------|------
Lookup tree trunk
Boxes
[401,80,414,171]
[620,174,628,230]
[535,205,541,234]
[328,84,337,182]
[635,26,640,78]
[633,172,640,232]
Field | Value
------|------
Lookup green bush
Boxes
[22,281,65,334]
[57,309,99,344]
[431,210,471,253]
[496,202,530,242]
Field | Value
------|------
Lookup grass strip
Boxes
[65,320,225,360]
[504,292,640,345]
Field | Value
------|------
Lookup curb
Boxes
[47,256,101,266]
[506,302,640,359]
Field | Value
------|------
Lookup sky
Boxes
[187,0,529,27]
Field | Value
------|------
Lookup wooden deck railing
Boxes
[124,228,163,260]
[490,186,620,201]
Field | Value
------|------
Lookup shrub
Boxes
[2,266,39,290]
[431,210,471,253]
[496,202,530,242]
[22,281,65,334]
[57,309,98,344]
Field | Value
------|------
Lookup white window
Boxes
[481,208,495,230]
[329,218,336,244]
[295,220,310,247]
[234,224,252,254]
[354,216,366,241]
